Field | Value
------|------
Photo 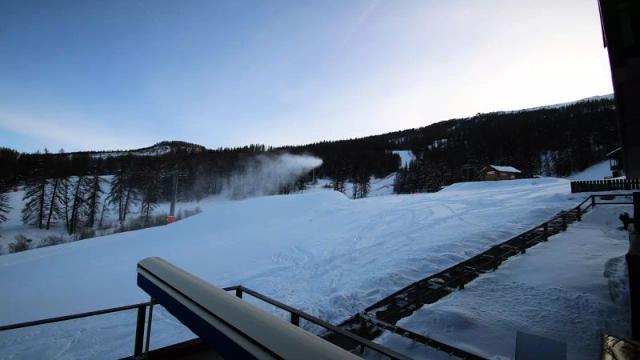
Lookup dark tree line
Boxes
[391,99,618,193]
[0,97,620,221]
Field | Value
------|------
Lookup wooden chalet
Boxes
[481,165,522,181]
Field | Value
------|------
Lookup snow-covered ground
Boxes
[375,204,631,359]
[304,174,396,198]
[568,160,612,181]
[0,178,584,359]
[0,184,199,253]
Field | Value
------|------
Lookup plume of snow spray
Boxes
[221,153,322,199]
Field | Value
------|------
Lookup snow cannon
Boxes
[136,257,360,359]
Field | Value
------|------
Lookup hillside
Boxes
[0,94,619,207]
[283,94,617,193]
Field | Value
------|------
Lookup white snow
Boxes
[0,178,589,358]
[568,161,612,181]
[375,203,631,359]
[489,165,521,173]
[392,150,416,168]
[0,179,198,253]
[303,174,397,198]
[88,145,173,159]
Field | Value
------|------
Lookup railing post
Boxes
[561,213,567,231]
[235,288,243,299]
[144,301,154,353]
[635,192,639,230]
[591,195,596,208]
[133,304,147,357]
[628,192,640,340]
[290,313,300,326]
[576,206,582,222]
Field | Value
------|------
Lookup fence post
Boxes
[576,206,582,222]
[627,192,640,340]
[635,192,639,230]
[561,213,567,231]
[144,301,154,353]
[235,288,243,299]
[290,313,300,326]
[133,305,147,357]
[591,195,596,209]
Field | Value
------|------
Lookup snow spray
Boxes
[221,153,322,199]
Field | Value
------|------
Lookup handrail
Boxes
[229,286,410,360]
[571,179,640,193]
[0,301,152,332]
[0,284,409,360]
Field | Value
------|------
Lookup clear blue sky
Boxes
[0,0,613,152]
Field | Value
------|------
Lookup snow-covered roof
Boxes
[489,165,521,173]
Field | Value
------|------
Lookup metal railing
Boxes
[571,179,640,193]
[0,285,409,359]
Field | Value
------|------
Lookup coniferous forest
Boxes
[0,97,619,234]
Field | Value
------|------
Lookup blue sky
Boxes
[0,0,613,152]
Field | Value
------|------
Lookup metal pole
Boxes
[144,301,154,354]
[291,313,300,326]
[634,192,639,230]
[169,173,178,217]
[133,305,147,357]
[627,192,639,340]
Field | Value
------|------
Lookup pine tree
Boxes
[44,177,62,230]
[108,168,138,225]
[57,176,72,230]
[22,177,48,228]
[139,175,160,224]
[351,181,359,199]
[333,173,346,193]
[67,176,87,234]
[0,184,11,224]
[83,174,103,228]
[358,174,370,198]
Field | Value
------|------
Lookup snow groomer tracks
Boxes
[327,193,635,359]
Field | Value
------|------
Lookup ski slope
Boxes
[0,178,586,358]
[392,150,416,167]
[568,160,612,180]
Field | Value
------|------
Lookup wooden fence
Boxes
[571,179,640,193]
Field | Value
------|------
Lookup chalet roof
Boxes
[489,165,521,173]
[606,147,622,157]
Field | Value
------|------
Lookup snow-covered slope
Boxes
[392,150,416,167]
[568,161,612,180]
[0,178,584,358]
[376,204,630,359]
